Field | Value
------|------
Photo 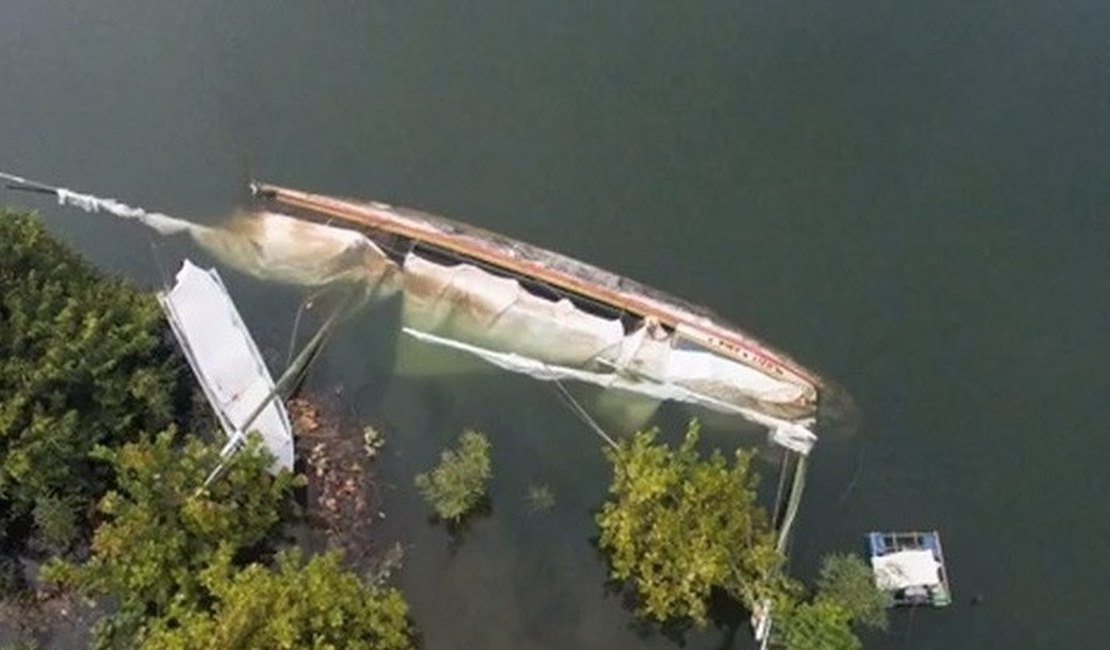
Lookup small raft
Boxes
[867,530,951,608]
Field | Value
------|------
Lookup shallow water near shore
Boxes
[3,1,1110,648]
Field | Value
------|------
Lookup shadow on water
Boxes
[606,580,753,649]
[585,522,756,650]
[431,496,494,556]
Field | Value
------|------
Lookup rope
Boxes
[552,380,619,450]
[0,170,56,192]
[834,447,865,508]
[771,450,791,526]
[201,286,368,490]
[775,453,808,554]
[286,286,343,367]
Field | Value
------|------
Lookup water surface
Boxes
[3,2,1109,648]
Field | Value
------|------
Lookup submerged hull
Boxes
[250,183,822,431]
[0,168,824,449]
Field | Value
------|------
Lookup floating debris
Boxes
[289,394,382,567]
[362,425,385,460]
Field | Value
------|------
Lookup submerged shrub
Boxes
[414,430,492,522]
[596,420,788,625]
[774,598,861,650]
[526,483,555,514]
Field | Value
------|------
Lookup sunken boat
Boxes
[0,169,827,453]
[249,182,824,453]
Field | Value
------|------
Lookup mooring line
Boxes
[553,379,619,450]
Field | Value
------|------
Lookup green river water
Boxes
[2,2,1109,648]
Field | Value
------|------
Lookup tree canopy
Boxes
[596,422,889,649]
[142,549,413,650]
[774,598,862,650]
[815,553,888,631]
[0,210,186,548]
[772,553,888,649]
[4,210,415,649]
[46,429,415,649]
[43,430,299,647]
[414,429,492,522]
[595,420,788,625]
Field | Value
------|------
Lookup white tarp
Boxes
[48,182,399,288]
[871,550,942,590]
[399,251,817,453]
[196,211,400,287]
[157,260,294,472]
[55,187,201,236]
[402,252,626,365]
[402,327,817,454]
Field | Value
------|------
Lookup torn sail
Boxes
[195,210,400,288]
[157,260,295,471]
[41,176,399,288]
[251,183,824,453]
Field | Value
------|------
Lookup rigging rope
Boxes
[201,283,369,490]
[775,452,809,554]
[834,448,866,508]
[552,379,620,450]
[771,450,791,528]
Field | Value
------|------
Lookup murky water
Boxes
[3,1,1109,648]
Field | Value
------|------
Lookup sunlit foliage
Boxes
[142,549,414,650]
[595,420,789,625]
[773,553,887,648]
[774,598,861,650]
[415,429,492,522]
[43,430,298,648]
[816,553,888,631]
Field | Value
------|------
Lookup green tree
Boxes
[43,430,298,648]
[31,493,80,551]
[142,548,414,650]
[0,210,186,546]
[595,420,789,625]
[774,598,861,650]
[816,553,887,631]
[415,429,492,521]
[772,554,884,649]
